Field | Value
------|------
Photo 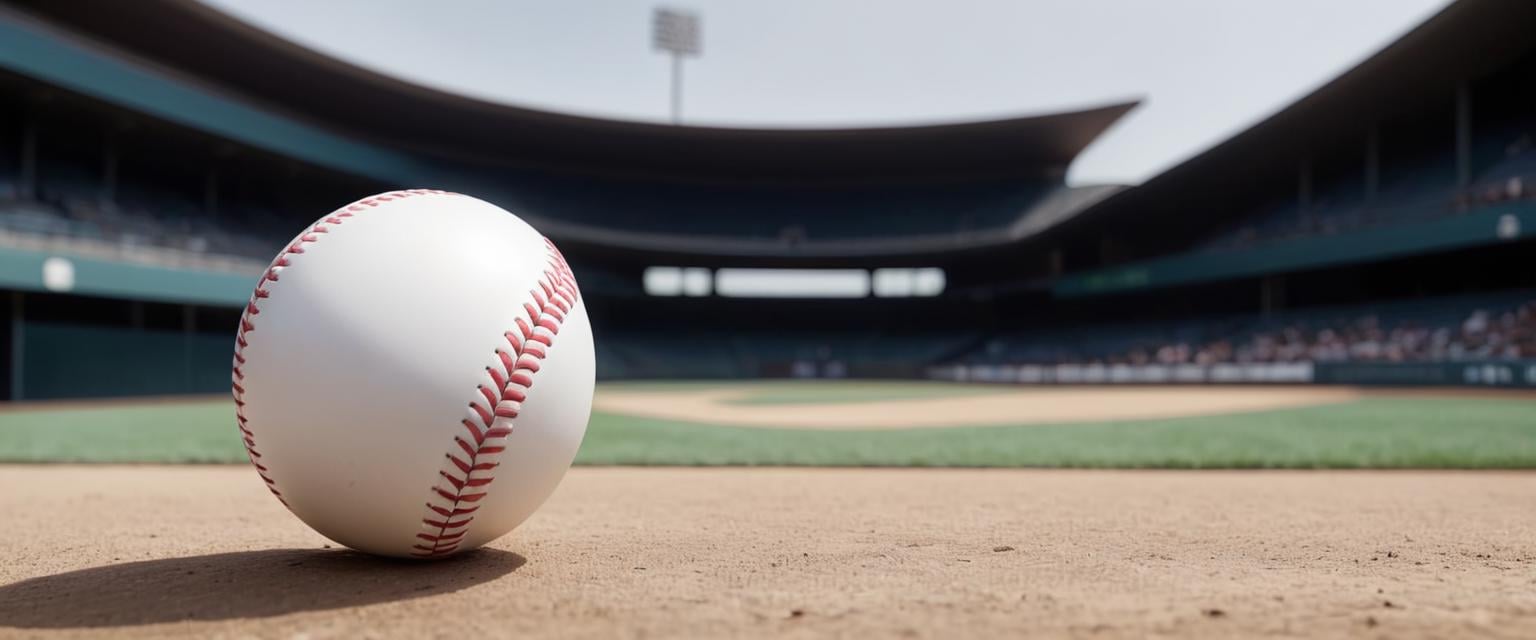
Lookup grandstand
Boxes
[957,0,1536,386]
[0,0,1533,397]
[0,75,381,270]
[961,290,1536,366]
[0,0,1135,398]
[500,175,1052,242]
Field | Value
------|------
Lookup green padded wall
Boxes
[21,322,232,399]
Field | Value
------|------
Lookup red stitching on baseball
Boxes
[232,189,453,509]
[411,237,580,558]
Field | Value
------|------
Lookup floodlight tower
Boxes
[652,7,701,125]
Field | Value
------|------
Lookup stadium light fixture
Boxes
[873,268,947,298]
[873,269,914,297]
[653,7,701,124]
[912,268,946,297]
[644,266,712,296]
[680,268,712,296]
[715,269,871,298]
[643,266,684,296]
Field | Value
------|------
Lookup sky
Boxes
[202,0,1452,186]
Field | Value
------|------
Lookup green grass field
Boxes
[1,386,1534,468]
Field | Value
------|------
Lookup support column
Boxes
[670,52,683,125]
[183,304,195,392]
[102,131,118,209]
[204,167,219,218]
[1456,81,1472,189]
[10,292,23,401]
[1298,158,1313,218]
[1260,276,1286,318]
[1364,123,1380,201]
[19,111,37,200]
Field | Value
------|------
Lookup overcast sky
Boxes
[202,0,1451,185]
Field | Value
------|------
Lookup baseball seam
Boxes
[411,237,580,558]
[231,189,454,508]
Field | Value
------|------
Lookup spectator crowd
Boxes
[980,296,1536,367]
[1126,303,1535,365]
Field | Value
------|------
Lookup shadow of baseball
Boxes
[0,547,525,628]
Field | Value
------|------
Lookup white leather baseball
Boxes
[231,189,594,559]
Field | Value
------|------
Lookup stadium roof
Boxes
[1048,0,1536,251]
[13,0,1136,181]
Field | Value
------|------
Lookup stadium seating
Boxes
[0,152,340,273]
[599,329,980,379]
[1201,167,1463,252]
[1462,125,1536,206]
[964,290,1536,367]
[502,174,1049,242]
[2,151,1056,267]
[6,107,1535,269]
[1192,115,1536,253]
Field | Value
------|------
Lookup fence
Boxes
[20,322,232,399]
[931,360,1536,388]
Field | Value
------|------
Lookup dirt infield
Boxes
[594,384,1368,429]
[2,465,1532,639]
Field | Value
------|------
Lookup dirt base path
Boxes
[2,466,1533,639]
[594,385,1366,429]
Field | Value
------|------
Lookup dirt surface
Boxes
[594,385,1368,429]
[2,465,1533,639]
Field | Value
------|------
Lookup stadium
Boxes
[0,0,1533,638]
[0,1,1532,395]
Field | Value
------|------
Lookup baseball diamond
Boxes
[2,1,1536,639]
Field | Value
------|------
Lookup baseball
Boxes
[230,189,595,559]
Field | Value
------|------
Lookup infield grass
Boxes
[1,392,1534,468]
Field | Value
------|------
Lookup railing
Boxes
[0,227,266,275]
[932,360,1536,387]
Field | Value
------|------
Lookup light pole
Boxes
[652,8,701,125]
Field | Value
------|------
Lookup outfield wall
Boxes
[1314,360,1536,387]
[932,361,1536,388]
[19,322,231,399]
